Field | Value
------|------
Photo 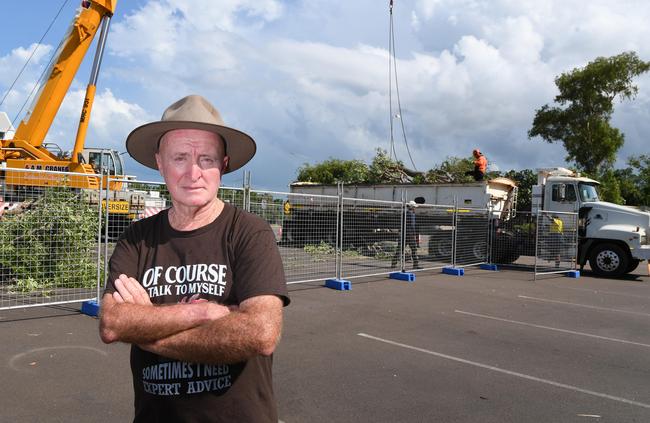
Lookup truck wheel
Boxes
[472,241,487,262]
[589,243,629,277]
[428,237,452,260]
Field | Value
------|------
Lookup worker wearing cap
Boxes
[99,95,289,422]
[465,149,488,181]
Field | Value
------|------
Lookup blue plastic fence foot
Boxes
[81,300,100,317]
[564,270,580,278]
[389,272,416,282]
[325,279,352,290]
[480,264,498,271]
[442,267,464,276]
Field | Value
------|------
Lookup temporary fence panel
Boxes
[534,211,578,278]
[103,178,170,242]
[454,207,490,267]
[490,211,537,268]
[414,204,454,271]
[339,197,402,279]
[219,187,246,210]
[0,169,103,310]
[268,191,339,284]
[248,191,284,241]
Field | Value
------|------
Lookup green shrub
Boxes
[0,187,100,293]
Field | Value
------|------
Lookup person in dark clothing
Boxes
[392,201,420,270]
[99,95,289,423]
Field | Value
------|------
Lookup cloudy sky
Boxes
[1,0,649,190]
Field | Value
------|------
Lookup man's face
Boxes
[155,129,229,209]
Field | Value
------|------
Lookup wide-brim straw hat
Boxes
[126,95,256,174]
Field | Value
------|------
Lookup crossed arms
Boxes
[99,274,283,364]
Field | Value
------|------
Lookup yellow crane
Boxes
[0,0,168,236]
[1,0,123,191]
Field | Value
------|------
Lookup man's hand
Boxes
[112,274,152,306]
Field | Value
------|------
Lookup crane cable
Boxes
[388,0,417,171]
[0,0,70,120]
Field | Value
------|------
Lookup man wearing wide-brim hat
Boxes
[99,95,290,422]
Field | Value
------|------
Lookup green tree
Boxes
[424,156,474,183]
[628,155,650,206]
[296,158,369,184]
[597,169,625,204]
[528,51,650,175]
[612,155,650,206]
[502,169,537,211]
[367,149,407,183]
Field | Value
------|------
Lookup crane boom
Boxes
[10,1,116,151]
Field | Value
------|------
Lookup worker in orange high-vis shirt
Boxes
[465,149,488,181]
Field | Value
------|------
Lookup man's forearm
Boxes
[141,301,282,364]
[100,298,209,344]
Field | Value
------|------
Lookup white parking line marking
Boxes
[357,333,650,410]
[454,310,650,348]
[546,285,650,300]
[517,295,650,317]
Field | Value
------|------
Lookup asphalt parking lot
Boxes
[1,265,648,422]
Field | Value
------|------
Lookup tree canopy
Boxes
[528,51,650,175]
[296,149,420,185]
[610,155,650,206]
[296,149,483,185]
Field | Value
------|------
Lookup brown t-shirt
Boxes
[105,203,289,423]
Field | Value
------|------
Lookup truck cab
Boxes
[533,168,650,276]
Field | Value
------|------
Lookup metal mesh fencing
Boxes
[101,178,171,289]
[0,169,102,310]
[339,198,402,278]
[454,207,490,267]
[2,168,579,306]
[218,186,245,209]
[490,211,537,268]
[269,191,338,284]
[414,204,454,271]
[102,178,170,243]
[535,211,578,278]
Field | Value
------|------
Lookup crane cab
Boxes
[80,148,124,176]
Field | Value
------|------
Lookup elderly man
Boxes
[99,95,289,422]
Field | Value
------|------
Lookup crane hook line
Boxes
[388,2,397,161]
[387,0,417,171]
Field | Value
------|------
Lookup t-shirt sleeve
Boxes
[103,227,140,296]
[232,220,289,307]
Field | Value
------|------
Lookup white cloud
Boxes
[50,88,153,154]
[35,0,647,189]
[169,0,283,31]
[0,43,54,120]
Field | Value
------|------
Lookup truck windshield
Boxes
[578,183,599,202]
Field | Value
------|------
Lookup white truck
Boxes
[285,178,517,261]
[290,177,517,214]
[532,168,650,276]
[287,168,650,277]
